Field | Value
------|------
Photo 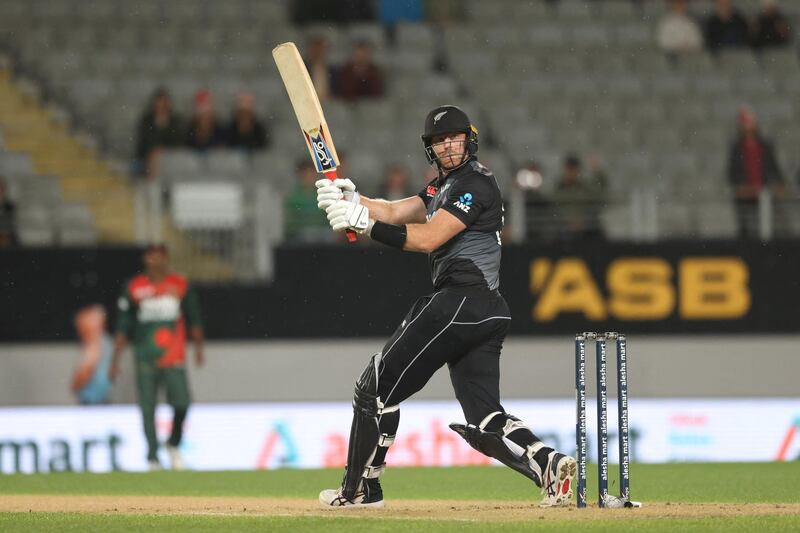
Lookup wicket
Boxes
[575,332,632,508]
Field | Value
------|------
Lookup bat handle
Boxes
[327,170,357,243]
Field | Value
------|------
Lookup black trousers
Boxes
[377,289,511,424]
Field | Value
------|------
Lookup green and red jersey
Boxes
[116,273,202,368]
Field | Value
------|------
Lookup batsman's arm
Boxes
[368,208,465,253]
[360,195,427,225]
[402,209,465,253]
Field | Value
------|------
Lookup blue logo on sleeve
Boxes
[454,192,473,213]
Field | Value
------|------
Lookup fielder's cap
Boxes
[422,105,472,141]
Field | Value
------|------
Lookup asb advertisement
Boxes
[1,399,798,474]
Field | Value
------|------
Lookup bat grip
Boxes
[327,170,357,243]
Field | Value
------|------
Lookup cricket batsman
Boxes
[110,243,204,470]
[315,105,576,507]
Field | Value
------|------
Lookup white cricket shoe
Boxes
[538,451,577,507]
[319,478,384,508]
[166,444,186,471]
[147,459,163,472]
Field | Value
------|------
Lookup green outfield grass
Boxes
[1,463,799,532]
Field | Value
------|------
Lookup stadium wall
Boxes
[2,243,800,341]
[2,336,799,406]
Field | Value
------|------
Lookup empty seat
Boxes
[614,24,652,48]
[16,203,54,242]
[171,181,244,229]
[396,23,434,49]
[570,25,611,48]
[694,200,737,238]
[528,25,567,48]
[0,152,34,176]
[207,150,249,179]
[717,49,760,76]
[158,150,203,181]
[692,75,734,96]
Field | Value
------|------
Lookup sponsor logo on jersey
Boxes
[453,192,473,213]
[426,185,438,197]
[138,295,181,322]
[306,127,336,172]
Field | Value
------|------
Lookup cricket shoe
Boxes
[319,478,384,508]
[166,444,186,471]
[147,459,163,472]
[538,451,576,507]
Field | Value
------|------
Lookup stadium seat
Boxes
[158,150,203,181]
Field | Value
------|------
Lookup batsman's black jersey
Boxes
[418,158,504,291]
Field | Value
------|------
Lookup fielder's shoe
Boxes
[166,444,186,471]
[538,451,576,508]
[147,459,163,472]
[319,478,384,508]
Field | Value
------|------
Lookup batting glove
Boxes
[326,199,372,234]
[316,178,360,210]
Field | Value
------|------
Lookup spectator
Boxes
[0,177,17,247]
[134,88,183,179]
[752,0,792,49]
[304,36,336,102]
[71,304,113,405]
[657,0,704,54]
[284,159,331,242]
[336,40,385,101]
[586,154,609,193]
[377,164,413,200]
[552,154,604,242]
[705,0,750,51]
[727,106,785,238]
[226,91,269,151]
[186,89,226,151]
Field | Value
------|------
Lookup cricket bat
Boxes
[272,41,357,242]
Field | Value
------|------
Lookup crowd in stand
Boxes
[658,0,792,54]
[134,88,270,179]
[128,0,797,245]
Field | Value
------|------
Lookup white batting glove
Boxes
[315,178,360,210]
[326,199,372,234]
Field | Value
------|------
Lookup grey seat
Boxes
[695,200,737,238]
[0,152,34,177]
[528,25,567,48]
[57,203,97,246]
[158,149,204,181]
[692,75,734,96]
[605,75,645,98]
[717,49,760,76]
[16,206,55,246]
[614,24,652,48]
[207,150,249,179]
[390,49,433,75]
[396,23,434,49]
[251,150,299,194]
[346,22,386,49]
[570,25,611,48]
[648,75,689,97]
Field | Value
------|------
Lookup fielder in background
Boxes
[110,244,205,471]
[71,304,113,405]
[315,105,576,508]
